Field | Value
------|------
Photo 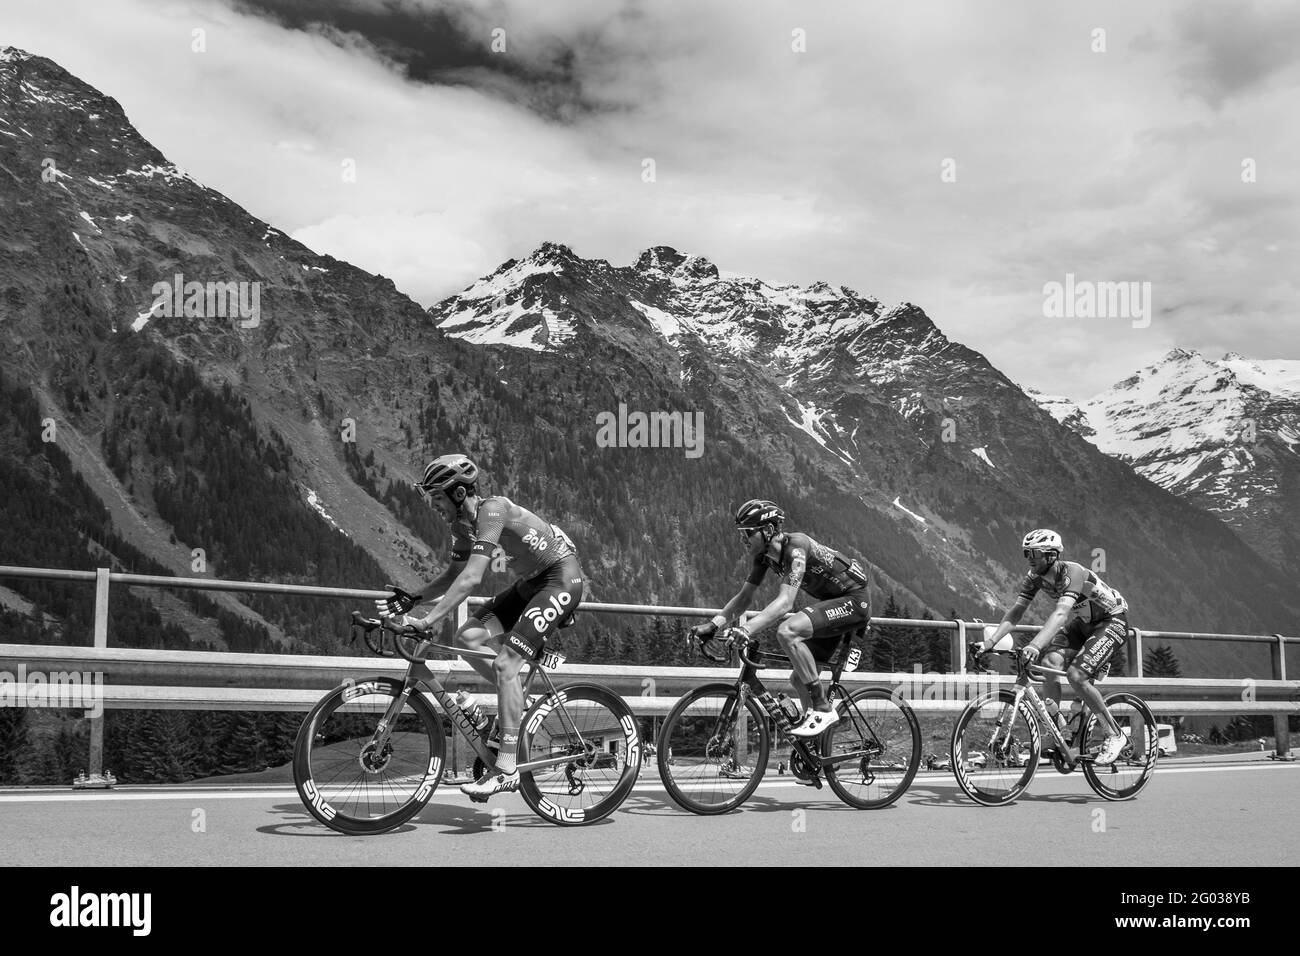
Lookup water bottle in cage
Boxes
[455,690,490,732]
[776,693,802,724]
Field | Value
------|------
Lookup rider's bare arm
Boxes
[410,553,487,633]
[713,581,758,628]
[983,597,1030,649]
[738,543,806,636]
[417,563,463,605]
[1027,595,1076,653]
[741,582,800,635]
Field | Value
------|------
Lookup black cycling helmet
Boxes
[419,453,479,504]
[734,499,785,530]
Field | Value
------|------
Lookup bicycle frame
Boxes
[359,639,602,776]
[986,661,1091,766]
[730,635,883,777]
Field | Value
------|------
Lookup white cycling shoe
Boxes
[460,769,520,802]
[789,707,841,738]
[1093,733,1127,766]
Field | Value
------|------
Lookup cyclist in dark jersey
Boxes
[691,499,871,738]
[973,528,1129,765]
[378,453,583,800]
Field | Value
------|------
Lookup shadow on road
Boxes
[616,790,897,818]
[907,787,1094,808]
[254,802,421,838]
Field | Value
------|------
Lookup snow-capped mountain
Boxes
[1033,349,1300,565]
[430,243,1300,643]
[4,44,1298,679]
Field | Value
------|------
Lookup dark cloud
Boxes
[1175,0,1300,108]
[232,0,604,121]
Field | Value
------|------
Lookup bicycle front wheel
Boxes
[951,689,1040,806]
[657,683,770,814]
[293,677,446,835]
[823,687,922,809]
[517,683,642,826]
[1082,692,1159,801]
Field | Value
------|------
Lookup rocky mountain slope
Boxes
[2,47,1297,678]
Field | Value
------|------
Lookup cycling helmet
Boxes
[735,499,785,530]
[1022,528,1063,553]
[419,453,479,503]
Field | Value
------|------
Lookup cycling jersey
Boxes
[1014,560,1128,624]
[747,532,868,601]
[449,496,575,582]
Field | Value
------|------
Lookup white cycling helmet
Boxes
[1022,528,1063,553]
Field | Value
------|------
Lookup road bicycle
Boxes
[293,612,642,833]
[656,628,921,813]
[951,648,1158,806]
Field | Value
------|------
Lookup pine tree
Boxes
[0,710,30,784]
[1144,644,1182,678]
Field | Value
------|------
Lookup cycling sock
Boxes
[806,681,828,710]
[496,730,519,774]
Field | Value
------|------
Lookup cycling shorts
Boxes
[474,554,583,661]
[797,589,871,662]
[1046,614,1127,680]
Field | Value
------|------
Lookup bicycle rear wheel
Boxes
[951,689,1040,806]
[657,683,770,814]
[1082,692,1159,800]
[822,687,921,809]
[293,677,446,835]
[517,683,642,826]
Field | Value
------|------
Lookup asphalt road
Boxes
[3,761,1296,866]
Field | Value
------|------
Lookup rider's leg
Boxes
[455,618,503,686]
[776,613,828,712]
[1068,665,1121,735]
[1040,649,1067,709]
[491,643,528,774]
[1071,620,1125,736]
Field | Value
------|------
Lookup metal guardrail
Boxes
[1,564,1295,777]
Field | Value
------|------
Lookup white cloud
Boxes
[6,0,1298,395]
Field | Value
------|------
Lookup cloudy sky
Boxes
[7,0,1299,395]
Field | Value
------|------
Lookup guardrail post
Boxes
[1129,627,1144,679]
[88,567,110,778]
[952,620,967,674]
[1270,635,1291,759]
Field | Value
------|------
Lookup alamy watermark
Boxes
[0,667,104,717]
[147,273,261,328]
[595,403,704,459]
[890,663,1000,704]
[1042,273,1151,329]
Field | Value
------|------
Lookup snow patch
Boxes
[306,488,350,536]
[78,211,101,232]
[130,310,152,332]
[632,301,688,340]
[892,497,928,524]
[971,447,995,467]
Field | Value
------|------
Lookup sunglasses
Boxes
[1023,548,1056,560]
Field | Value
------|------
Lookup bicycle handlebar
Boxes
[969,646,1069,681]
[350,611,429,662]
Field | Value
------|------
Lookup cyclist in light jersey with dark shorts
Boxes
[973,528,1130,765]
[691,499,871,739]
[379,453,583,801]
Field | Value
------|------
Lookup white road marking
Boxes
[0,760,1292,803]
